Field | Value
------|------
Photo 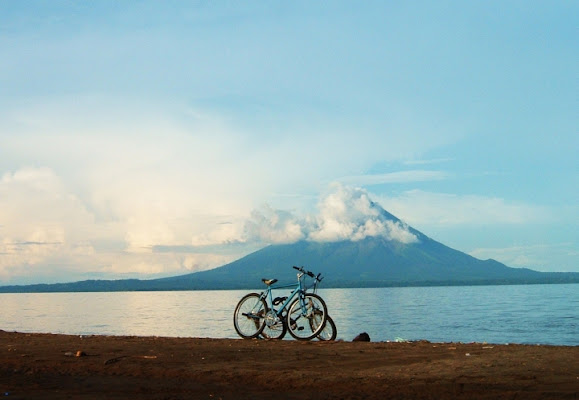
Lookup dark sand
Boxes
[1,330,577,399]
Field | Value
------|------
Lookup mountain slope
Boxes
[159,235,552,289]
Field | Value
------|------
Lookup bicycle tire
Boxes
[233,293,267,339]
[286,293,328,340]
[261,309,287,340]
[315,314,337,341]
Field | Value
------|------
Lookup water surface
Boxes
[1,284,577,345]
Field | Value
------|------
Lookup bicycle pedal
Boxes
[297,327,304,331]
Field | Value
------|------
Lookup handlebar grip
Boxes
[292,266,301,271]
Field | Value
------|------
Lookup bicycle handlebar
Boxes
[292,265,317,278]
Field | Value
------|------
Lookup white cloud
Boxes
[0,165,249,283]
[244,205,306,244]
[0,167,93,244]
[0,167,94,281]
[308,184,418,243]
[0,97,302,283]
[245,184,419,244]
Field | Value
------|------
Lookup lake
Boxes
[1,284,577,345]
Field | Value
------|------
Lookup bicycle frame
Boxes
[260,272,307,317]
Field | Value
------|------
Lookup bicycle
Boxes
[233,266,328,340]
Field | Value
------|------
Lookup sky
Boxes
[0,1,577,285]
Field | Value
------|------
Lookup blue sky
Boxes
[0,1,577,284]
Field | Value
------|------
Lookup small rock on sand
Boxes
[352,332,370,342]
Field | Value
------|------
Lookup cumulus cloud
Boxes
[308,184,418,243]
[0,166,244,283]
[0,167,93,281]
[244,205,306,244]
[244,184,419,245]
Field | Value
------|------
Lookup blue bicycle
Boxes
[233,266,328,340]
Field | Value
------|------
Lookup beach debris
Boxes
[104,356,128,365]
[394,337,409,343]
[353,332,370,342]
[104,355,157,365]
[64,350,87,357]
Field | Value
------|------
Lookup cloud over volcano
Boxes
[244,184,418,245]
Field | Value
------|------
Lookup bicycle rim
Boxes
[286,293,328,340]
[233,293,267,339]
[316,315,337,341]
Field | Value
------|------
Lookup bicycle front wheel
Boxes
[233,293,267,339]
[286,293,328,340]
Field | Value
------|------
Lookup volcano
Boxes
[154,208,571,289]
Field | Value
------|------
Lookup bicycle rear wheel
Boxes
[286,293,328,340]
[233,293,267,339]
[261,310,287,340]
[315,315,337,341]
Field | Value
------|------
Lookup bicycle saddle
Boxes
[262,278,278,286]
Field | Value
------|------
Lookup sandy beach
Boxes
[1,330,577,399]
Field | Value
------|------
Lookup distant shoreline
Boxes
[1,276,578,293]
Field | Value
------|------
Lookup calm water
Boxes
[1,284,577,345]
